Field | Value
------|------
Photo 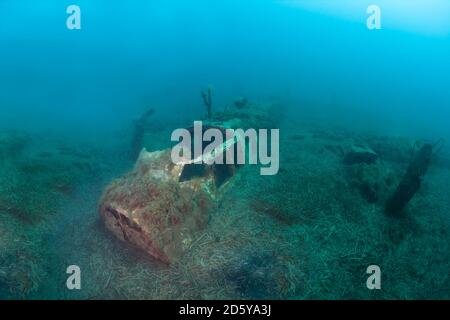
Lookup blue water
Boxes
[1,0,449,140]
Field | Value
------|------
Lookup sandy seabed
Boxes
[1,117,449,300]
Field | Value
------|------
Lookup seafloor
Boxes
[0,104,449,299]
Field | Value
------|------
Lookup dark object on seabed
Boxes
[234,97,248,109]
[223,252,282,299]
[385,142,438,215]
[131,108,155,159]
[201,87,213,119]
[179,125,238,188]
[343,144,378,165]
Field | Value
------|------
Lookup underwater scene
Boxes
[0,0,449,300]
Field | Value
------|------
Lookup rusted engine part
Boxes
[100,137,238,263]
[385,143,433,215]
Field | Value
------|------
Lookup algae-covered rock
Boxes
[343,144,378,165]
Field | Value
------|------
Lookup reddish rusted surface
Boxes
[99,149,215,263]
